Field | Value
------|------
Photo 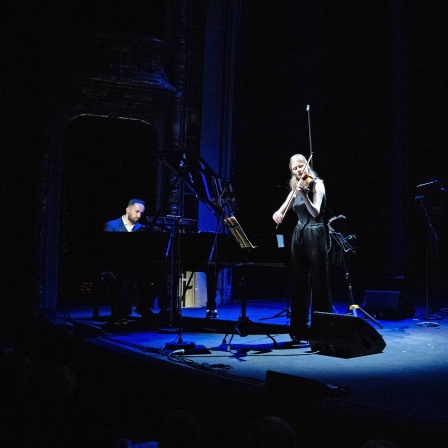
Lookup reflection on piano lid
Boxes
[101,232,292,271]
[101,231,171,271]
[141,215,197,232]
[179,232,292,268]
[157,149,233,218]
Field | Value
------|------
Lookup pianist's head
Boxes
[126,199,145,224]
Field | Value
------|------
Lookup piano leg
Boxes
[205,270,219,319]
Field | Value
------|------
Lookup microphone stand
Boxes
[416,196,440,328]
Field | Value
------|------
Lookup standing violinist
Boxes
[272,154,332,343]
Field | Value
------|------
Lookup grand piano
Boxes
[102,149,292,319]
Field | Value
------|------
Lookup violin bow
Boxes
[306,104,314,170]
[276,105,314,228]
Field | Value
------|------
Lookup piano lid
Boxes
[157,149,233,219]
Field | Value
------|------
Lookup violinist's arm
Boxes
[298,179,324,218]
[272,190,295,224]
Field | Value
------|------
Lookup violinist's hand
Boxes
[272,211,283,225]
[298,179,310,192]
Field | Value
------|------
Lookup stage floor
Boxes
[48,297,448,431]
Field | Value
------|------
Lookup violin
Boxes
[300,172,315,187]
[293,164,315,193]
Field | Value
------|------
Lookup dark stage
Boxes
[35,292,448,448]
[3,1,448,447]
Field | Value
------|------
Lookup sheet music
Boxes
[224,216,256,249]
[276,234,285,249]
[159,150,256,250]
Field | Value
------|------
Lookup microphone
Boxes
[168,349,185,359]
[416,180,439,188]
[306,105,310,111]
[171,349,184,354]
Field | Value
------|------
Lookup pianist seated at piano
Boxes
[104,198,146,232]
[272,154,332,343]
[103,199,162,321]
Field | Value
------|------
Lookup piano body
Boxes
[101,149,292,319]
[169,231,293,314]
[101,231,292,315]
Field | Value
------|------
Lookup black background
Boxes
[2,1,448,312]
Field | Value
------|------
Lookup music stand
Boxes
[258,235,293,321]
[222,264,279,351]
[328,216,383,329]
[221,216,278,350]
[223,216,255,249]
[258,301,291,320]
